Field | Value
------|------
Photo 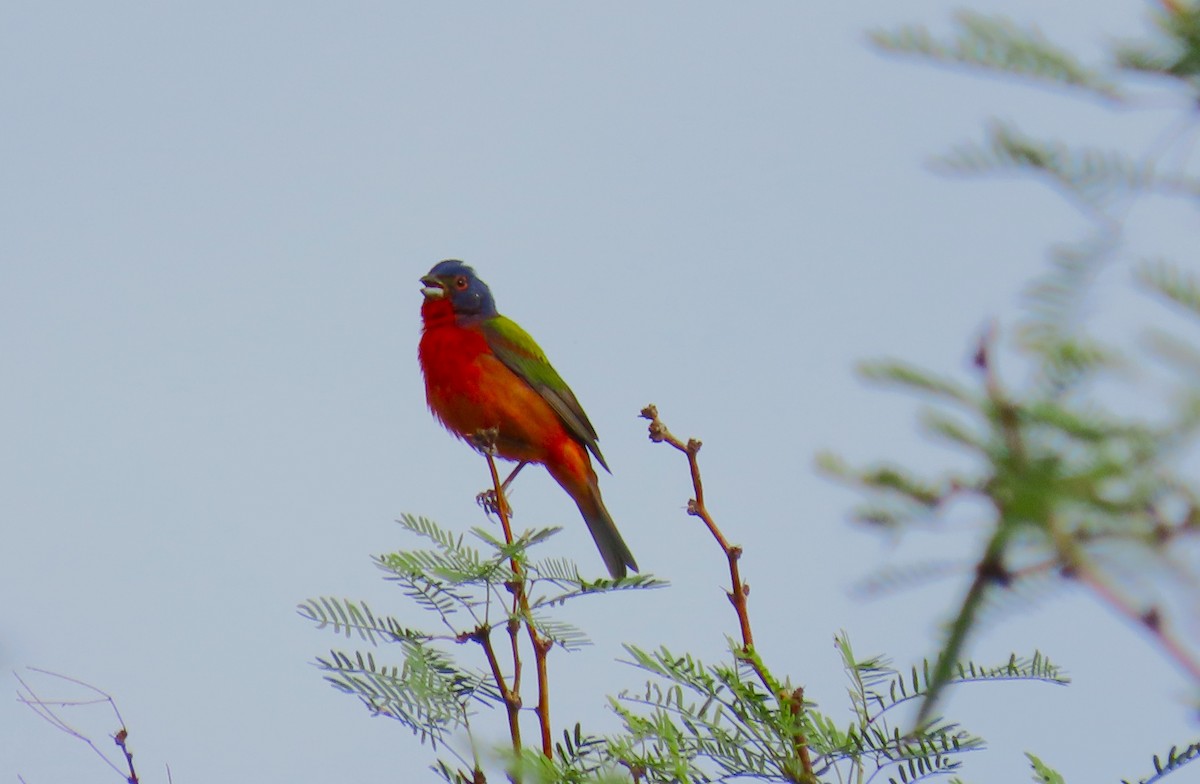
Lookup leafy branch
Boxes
[302,443,665,782]
[870,10,1120,99]
[842,0,1200,732]
[606,406,1064,784]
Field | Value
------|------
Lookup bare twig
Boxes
[1060,538,1200,681]
[114,728,139,784]
[640,404,815,782]
[15,668,140,783]
[640,405,754,650]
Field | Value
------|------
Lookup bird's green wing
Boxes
[480,315,610,472]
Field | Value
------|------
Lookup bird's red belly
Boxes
[419,325,569,465]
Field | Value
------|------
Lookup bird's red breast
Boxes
[418,297,582,469]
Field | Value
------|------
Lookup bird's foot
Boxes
[476,489,513,519]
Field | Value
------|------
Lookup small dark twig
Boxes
[114,728,139,784]
[1064,550,1200,681]
[15,668,140,783]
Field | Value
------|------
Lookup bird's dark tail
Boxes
[578,485,638,579]
[546,459,638,579]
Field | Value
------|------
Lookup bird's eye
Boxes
[454,276,469,291]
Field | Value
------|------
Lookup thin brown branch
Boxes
[481,439,554,760]
[529,632,552,758]
[15,668,138,782]
[641,404,815,782]
[473,623,522,754]
[975,323,1026,467]
[1066,553,1200,681]
[508,606,523,698]
[114,728,139,784]
[640,405,753,649]
[483,442,519,552]
[784,686,814,781]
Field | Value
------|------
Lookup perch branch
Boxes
[477,430,555,760]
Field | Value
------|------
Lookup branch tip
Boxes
[973,319,997,372]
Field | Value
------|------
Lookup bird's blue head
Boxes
[420,259,498,321]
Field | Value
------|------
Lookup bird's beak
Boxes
[420,275,446,300]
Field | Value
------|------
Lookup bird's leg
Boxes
[500,461,527,494]
[477,461,529,517]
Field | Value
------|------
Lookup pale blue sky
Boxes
[2,2,1195,782]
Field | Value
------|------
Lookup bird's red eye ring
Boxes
[454,276,469,291]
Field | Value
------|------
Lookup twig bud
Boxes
[976,555,1011,586]
[973,321,996,371]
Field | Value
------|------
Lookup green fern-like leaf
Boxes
[1117,4,1200,81]
[935,121,1155,214]
[528,570,667,610]
[1121,740,1200,784]
[1019,239,1120,396]
[432,758,477,784]
[1028,752,1067,784]
[316,647,460,747]
[298,597,425,645]
[838,631,1066,729]
[471,524,562,558]
[397,513,471,553]
[528,613,592,651]
[1140,259,1200,318]
[871,11,1118,97]
[381,569,478,619]
[858,360,978,406]
[614,644,811,781]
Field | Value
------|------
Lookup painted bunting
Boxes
[417,259,638,578]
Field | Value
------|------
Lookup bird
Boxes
[417,259,638,579]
